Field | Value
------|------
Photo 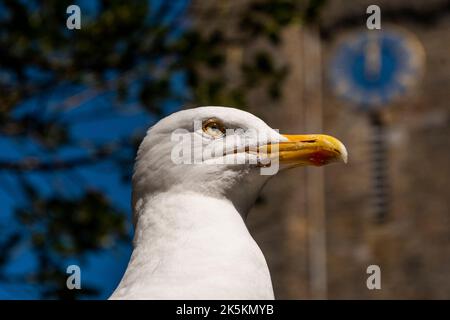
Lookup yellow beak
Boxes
[260,134,348,167]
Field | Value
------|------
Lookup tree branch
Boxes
[0,145,126,172]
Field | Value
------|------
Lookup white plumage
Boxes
[110,106,347,300]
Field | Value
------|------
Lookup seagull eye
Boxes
[202,118,226,138]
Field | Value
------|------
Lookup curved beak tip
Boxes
[335,139,348,164]
[278,134,348,167]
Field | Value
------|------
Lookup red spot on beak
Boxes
[308,150,336,166]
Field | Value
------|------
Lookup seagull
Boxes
[109,106,347,300]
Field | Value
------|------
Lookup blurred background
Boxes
[0,0,449,299]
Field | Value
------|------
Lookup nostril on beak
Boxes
[301,139,317,143]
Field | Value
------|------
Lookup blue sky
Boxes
[0,0,190,299]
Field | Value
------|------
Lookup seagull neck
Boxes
[132,191,248,247]
[112,190,273,299]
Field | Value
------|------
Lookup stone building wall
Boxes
[191,0,450,299]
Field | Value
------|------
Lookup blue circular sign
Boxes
[328,28,425,110]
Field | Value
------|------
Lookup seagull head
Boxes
[132,106,347,217]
